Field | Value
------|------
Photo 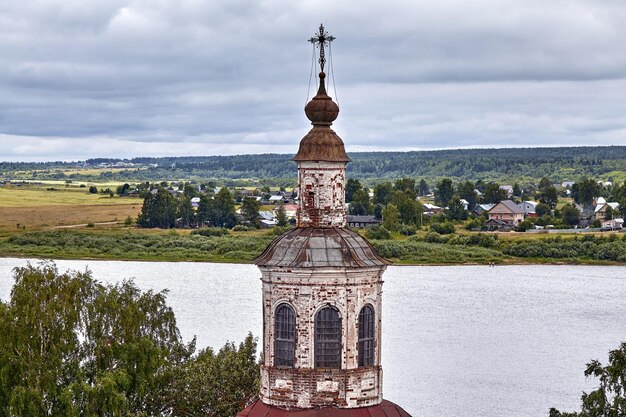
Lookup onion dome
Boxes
[293,72,350,163]
[254,227,389,268]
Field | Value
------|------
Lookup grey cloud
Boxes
[1,0,626,161]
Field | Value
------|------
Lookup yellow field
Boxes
[0,186,140,207]
[0,185,143,237]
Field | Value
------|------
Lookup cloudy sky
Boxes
[1,0,626,161]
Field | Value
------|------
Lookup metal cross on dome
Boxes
[308,23,335,72]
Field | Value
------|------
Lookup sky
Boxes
[1,0,626,162]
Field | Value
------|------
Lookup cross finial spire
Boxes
[308,23,335,72]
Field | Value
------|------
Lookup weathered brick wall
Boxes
[258,266,385,409]
[297,161,346,228]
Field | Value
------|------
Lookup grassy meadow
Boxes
[0,184,142,237]
[1,181,625,265]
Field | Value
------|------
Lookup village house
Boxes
[474,203,494,216]
[423,203,442,215]
[518,200,538,217]
[594,200,621,220]
[346,214,380,228]
[485,200,525,230]
[601,218,624,230]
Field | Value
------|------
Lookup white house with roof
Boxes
[499,185,514,197]
[518,200,538,216]
[595,201,621,220]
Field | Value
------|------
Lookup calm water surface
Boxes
[1,258,625,417]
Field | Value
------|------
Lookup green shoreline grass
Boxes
[1,229,625,266]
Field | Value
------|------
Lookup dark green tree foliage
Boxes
[458,181,478,210]
[88,186,98,194]
[446,197,468,221]
[572,177,600,207]
[198,188,237,229]
[561,204,581,226]
[241,197,261,227]
[550,342,626,417]
[435,178,454,207]
[177,196,194,228]
[137,189,178,228]
[536,203,552,217]
[349,189,372,215]
[0,262,193,417]
[390,190,422,225]
[373,182,393,205]
[171,334,259,417]
[275,204,288,227]
[418,179,430,197]
[393,178,416,198]
[512,183,522,197]
[382,204,400,232]
[483,182,508,204]
[0,262,260,417]
[345,179,362,203]
[116,183,130,195]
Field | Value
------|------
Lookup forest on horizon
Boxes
[2,145,626,186]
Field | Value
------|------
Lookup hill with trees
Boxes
[2,146,626,185]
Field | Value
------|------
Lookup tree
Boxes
[88,185,98,194]
[572,177,600,207]
[446,197,468,221]
[275,204,288,227]
[116,183,131,195]
[512,183,522,197]
[536,202,551,217]
[483,182,508,204]
[418,179,430,197]
[345,179,362,203]
[171,334,259,417]
[561,204,581,226]
[390,190,422,225]
[0,262,194,417]
[394,178,416,198]
[178,196,195,228]
[137,189,178,228]
[349,189,371,215]
[241,197,261,227]
[550,342,626,417]
[538,176,552,190]
[435,178,454,207]
[458,181,477,210]
[373,182,393,205]
[382,204,400,232]
[538,186,558,209]
[212,188,237,228]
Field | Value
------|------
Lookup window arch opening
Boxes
[315,306,342,368]
[275,303,296,367]
[358,304,375,367]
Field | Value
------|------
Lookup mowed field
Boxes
[0,186,142,236]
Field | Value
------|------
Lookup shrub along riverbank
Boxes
[1,228,625,265]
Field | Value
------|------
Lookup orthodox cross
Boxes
[308,23,335,72]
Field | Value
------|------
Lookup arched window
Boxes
[274,304,296,367]
[358,305,375,367]
[315,306,342,368]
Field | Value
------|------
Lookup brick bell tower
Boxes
[237,25,412,417]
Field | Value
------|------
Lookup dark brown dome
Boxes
[254,227,389,268]
[305,72,339,125]
[294,72,349,163]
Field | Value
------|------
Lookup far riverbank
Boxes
[1,228,625,266]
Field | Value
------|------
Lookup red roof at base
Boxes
[236,400,412,417]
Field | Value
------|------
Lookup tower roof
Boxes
[293,25,349,163]
[254,227,389,268]
[237,400,412,417]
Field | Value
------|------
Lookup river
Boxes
[0,258,624,417]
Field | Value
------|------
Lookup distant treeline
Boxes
[2,146,626,184]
